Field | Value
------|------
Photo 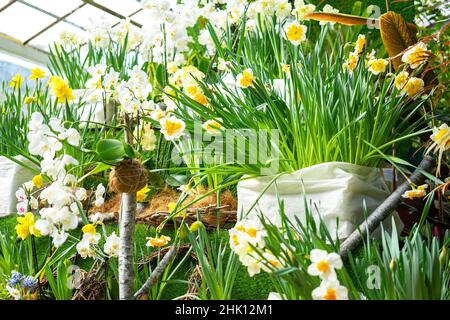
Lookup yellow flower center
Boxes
[286,24,304,42]
[82,224,96,235]
[232,234,240,246]
[247,227,257,238]
[165,121,183,136]
[323,288,337,300]
[317,260,330,273]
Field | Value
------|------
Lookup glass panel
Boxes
[0,2,55,42]
[0,0,12,9]
[29,21,87,52]
[66,4,121,28]
[22,0,82,17]
[94,0,142,17]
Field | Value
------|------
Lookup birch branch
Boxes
[134,246,177,299]
[119,192,137,300]
[339,155,435,257]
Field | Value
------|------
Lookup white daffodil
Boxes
[312,279,349,300]
[401,42,428,69]
[76,237,96,259]
[307,249,343,280]
[104,232,120,257]
[160,116,186,140]
[284,21,307,45]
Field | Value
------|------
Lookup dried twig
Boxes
[133,246,177,299]
[340,155,436,257]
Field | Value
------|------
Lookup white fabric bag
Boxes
[0,156,37,217]
[237,162,403,240]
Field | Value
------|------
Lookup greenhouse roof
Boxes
[0,0,145,66]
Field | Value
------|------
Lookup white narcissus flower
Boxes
[236,69,256,88]
[49,117,65,133]
[160,116,186,141]
[58,128,81,146]
[293,0,316,20]
[307,249,343,280]
[368,58,389,75]
[104,232,120,257]
[401,42,428,69]
[76,237,96,259]
[28,112,44,131]
[75,188,87,201]
[312,280,349,300]
[402,77,424,98]
[87,64,107,78]
[430,124,450,153]
[284,21,307,46]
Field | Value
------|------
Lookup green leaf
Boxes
[123,143,136,159]
[78,162,112,183]
[166,174,188,187]
[96,139,126,162]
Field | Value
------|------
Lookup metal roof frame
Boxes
[0,0,144,65]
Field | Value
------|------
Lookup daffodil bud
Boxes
[189,221,205,232]
[389,258,397,271]
[178,228,187,239]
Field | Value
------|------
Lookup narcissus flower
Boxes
[16,212,40,240]
[48,76,74,103]
[402,77,424,97]
[368,58,389,75]
[167,62,178,74]
[168,202,185,217]
[307,249,343,280]
[284,21,307,45]
[24,96,37,104]
[401,42,428,69]
[81,223,101,244]
[146,235,171,247]
[29,67,46,80]
[312,280,349,300]
[136,184,150,203]
[202,119,224,135]
[429,124,450,153]
[394,71,409,90]
[9,74,24,89]
[280,63,291,74]
[293,1,316,20]
[343,53,359,73]
[354,34,366,55]
[160,116,186,140]
[401,184,428,200]
[236,68,255,88]
[104,232,120,257]
[32,174,44,188]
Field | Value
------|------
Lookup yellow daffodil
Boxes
[402,77,424,97]
[9,74,24,89]
[236,68,255,88]
[202,119,223,135]
[81,224,97,235]
[394,71,409,90]
[16,212,40,240]
[32,174,44,188]
[284,21,307,45]
[401,184,428,200]
[24,96,37,104]
[368,58,389,75]
[48,76,74,103]
[189,221,205,232]
[343,53,359,73]
[146,235,171,248]
[29,67,46,80]
[136,184,150,203]
[354,34,366,55]
[401,42,428,69]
